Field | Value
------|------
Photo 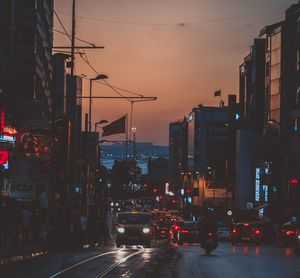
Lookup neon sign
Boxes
[255,168,260,202]
[3,126,17,135]
[0,134,16,142]
[0,150,9,165]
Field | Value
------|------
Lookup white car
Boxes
[217,227,231,240]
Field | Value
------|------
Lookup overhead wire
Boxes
[56,5,288,26]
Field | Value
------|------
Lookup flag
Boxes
[102,115,126,137]
[214,90,221,97]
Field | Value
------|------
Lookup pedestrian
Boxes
[80,210,88,245]
[106,208,113,240]
[99,213,108,245]
[87,206,97,249]
[21,206,32,242]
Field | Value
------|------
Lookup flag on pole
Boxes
[214,90,221,97]
[102,115,126,137]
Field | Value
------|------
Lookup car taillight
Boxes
[174,225,180,230]
[255,230,261,235]
[181,229,189,234]
[161,230,166,234]
[232,229,237,234]
[243,223,250,227]
[286,230,295,236]
[208,232,213,236]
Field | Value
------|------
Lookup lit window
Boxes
[293,117,300,133]
[297,49,300,71]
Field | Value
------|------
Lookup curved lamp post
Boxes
[89,74,108,132]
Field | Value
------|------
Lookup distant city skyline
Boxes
[54,0,296,144]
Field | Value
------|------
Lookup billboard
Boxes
[187,112,195,171]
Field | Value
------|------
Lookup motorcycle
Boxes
[201,232,218,255]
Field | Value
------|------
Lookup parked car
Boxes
[116,212,152,247]
[275,223,299,247]
[177,221,200,245]
[217,227,231,241]
[230,222,262,245]
[295,233,300,256]
[155,221,172,240]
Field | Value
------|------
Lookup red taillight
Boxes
[286,230,295,236]
[255,230,261,235]
[243,223,250,227]
[181,229,189,234]
[208,232,213,236]
[161,230,166,234]
[174,225,180,230]
[232,229,237,234]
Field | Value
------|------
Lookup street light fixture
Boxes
[89,74,108,132]
[95,119,108,132]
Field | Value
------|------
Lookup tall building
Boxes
[0,0,54,124]
[169,119,188,193]
[0,0,54,207]
[239,39,266,131]
[285,2,300,211]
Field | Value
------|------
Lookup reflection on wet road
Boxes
[174,242,300,278]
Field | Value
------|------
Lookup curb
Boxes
[0,250,47,266]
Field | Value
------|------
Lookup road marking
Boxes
[95,245,145,278]
[49,246,126,278]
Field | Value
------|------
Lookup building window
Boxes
[297,49,300,71]
[293,117,300,134]
[265,61,270,77]
[297,86,300,105]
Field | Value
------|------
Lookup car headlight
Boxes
[143,227,150,233]
[118,227,125,233]
[298,235,300,240]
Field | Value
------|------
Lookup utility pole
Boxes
[71,0,76,76]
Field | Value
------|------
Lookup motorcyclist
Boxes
[199,208,218,243]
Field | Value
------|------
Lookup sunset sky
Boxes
[54,0,296,145]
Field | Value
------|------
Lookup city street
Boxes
[2,241,300,278]
[172,242,300,278]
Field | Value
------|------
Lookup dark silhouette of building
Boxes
[0,0,54,124]
[147,157,169,193]
[169,119,188,194]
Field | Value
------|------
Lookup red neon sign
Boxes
[290,179,299,185]
[0,108,4,133]
[0,149,9,165]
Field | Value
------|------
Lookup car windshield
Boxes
[181,222,198,229]
[235,224,253,232]
[118,213,151,224]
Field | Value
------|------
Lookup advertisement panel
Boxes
[204,188,228,198]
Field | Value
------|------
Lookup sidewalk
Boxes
[0,241,47,265]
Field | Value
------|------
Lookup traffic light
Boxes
[58,170,65,181]
[186,188,192,194]
[290,178,299,186]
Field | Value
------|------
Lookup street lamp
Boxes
[89,74,108,132]
[95,119,108,132]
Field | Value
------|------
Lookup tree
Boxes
[110,160,141,199]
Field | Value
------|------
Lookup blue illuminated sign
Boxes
[0,135,16,142]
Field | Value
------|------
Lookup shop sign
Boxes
[9,182,37,200]
[0,149,9,165]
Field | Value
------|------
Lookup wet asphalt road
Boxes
[2,241,300,278]
[1,243,165,278]
[173,242,300,278]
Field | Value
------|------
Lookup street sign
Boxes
[227,210,233,216]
